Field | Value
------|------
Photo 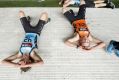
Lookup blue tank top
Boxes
[20,33,38,55]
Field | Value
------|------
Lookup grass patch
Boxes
[0,0,59,7]
[0,0,119,7]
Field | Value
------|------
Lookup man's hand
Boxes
[79,46,93,52]
[14,64,21,68]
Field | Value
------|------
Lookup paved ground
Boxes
[0,7,119,80]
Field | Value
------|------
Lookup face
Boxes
[19,60,26,65]
[19,54,31,65]
[80,36,90,48]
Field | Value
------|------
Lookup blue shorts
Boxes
[106,40,119,57]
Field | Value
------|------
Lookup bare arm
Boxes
[65,33,79,47]
[21,51,44,67]
[88,35,105,50]
[2,52,20,67]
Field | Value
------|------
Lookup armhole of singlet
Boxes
[19,46,24,56]
[18,51,23,56]
[88,34,93,41]
[29,47,37,55]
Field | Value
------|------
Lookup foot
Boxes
[106,40,115,54]
[59,1,62,5]
[19,11,25,18]
[106,2,115,9]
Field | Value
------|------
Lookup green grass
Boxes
[0,0,119,7]
[113,0,119,8]
[0,0,59,7]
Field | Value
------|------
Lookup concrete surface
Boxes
[0,7,119,80]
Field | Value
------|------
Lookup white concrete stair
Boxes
[0,7,119,80]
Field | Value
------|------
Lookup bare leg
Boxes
[63,0,71,8]
[95,3,107,7]
[64,0,71,4]
[63,0,72,8]
[40,12,48,22]
[80,0,85,5]
[62,1,70,14]
[94,0,105,4]
[65,33,79,47]
[59,0,70,5]
[19,11,26,18]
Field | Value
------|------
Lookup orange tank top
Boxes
[72,19,89,37]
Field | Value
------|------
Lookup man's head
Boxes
[79,36,90,48]
[19,55,34,73]
[19,54,31,65]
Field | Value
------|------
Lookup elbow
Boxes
[99,42,106,48]
[101,42,106,47]
[65,41,75,47]
[64,40,69,45]
[1,60,7,64]
[38,60,44,65]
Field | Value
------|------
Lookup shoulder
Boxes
[30,49,38,57]
[17,52,22,58]
[88,34,93,41]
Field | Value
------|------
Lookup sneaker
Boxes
[106,2,115,9]
[106,40,115,54]
[115,50,119,57]
[104,0,111,3]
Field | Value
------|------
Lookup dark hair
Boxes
[20,57,34,73]
[20,67,31,73]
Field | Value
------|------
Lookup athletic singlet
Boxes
[20,33,38,55]
[72,19,89,37]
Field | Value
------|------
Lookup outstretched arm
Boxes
[65,33,79,47]
[2,52,20,67]
[89,35,106,50]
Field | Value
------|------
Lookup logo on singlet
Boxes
[20,33,38,54]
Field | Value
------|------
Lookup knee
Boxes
[62,8,68,14]
[40,12,48,21]
[19,10,25,18]
[41,12,48,16]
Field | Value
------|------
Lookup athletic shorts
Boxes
[84,0,95,7]
[64,4,86,24]
[20,17,46,35]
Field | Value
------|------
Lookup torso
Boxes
[19,33,38,55]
